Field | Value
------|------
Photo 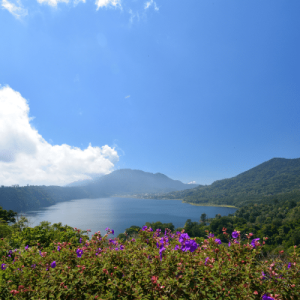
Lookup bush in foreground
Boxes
[0,226,299,299]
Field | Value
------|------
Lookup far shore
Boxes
[182,201,237,208]
[114,195,237,208]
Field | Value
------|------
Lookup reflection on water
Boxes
[22,197,237,236]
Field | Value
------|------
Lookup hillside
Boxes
[146,157,300,207]
[0,186,92,212]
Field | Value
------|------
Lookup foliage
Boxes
[0,206,17,224]
[0,207,17,239]
[144,221,175,233]
[0,220,13,239]
[117,225,141,241]
[7,221,87,250]
[0,225,299,299]
[180,198,300,255]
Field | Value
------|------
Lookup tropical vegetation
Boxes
[0,219,299,299]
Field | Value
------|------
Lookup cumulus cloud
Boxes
[188,181,196,184]
[1,0,27,18]
[95,0,121,10]
[0,86,119,186]
[144,0,158,11]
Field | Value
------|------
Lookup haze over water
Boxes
[22,197,237,236]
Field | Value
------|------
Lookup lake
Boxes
[22,197,237,236]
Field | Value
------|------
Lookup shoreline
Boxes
[115,196,237,208]
[182,201,237,208]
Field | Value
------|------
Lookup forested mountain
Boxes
[0,186,91,212]
[67,169,199,196]
[144,157,300,207]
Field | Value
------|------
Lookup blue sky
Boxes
[0,0,299,186]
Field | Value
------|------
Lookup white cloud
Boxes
[144,0,158,11]
[144,0,151,9]
[1,0,27,18]
[128,8,141,23]
[95,0,121,10]
[36,0,69,7]
[0,86,119,186]
[36,0,85,7]
[188,181,196,184]
[125,95,130,99]
[73,0,85,5]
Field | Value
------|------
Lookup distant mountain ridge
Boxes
[67,169,199,196]
[146,158,300,207]
[0,169,198,212]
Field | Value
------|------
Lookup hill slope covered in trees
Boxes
[144,157,300,207]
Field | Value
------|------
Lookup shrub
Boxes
[0,226,299,299]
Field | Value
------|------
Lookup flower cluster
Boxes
[178,233,198,252]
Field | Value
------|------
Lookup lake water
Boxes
[22,197,237,236]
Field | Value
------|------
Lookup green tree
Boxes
[0,219,12,238]
[145,221,174,232]
[200,213,207,224]
[0,206,17,223]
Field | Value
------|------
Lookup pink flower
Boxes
[10,290,19,295]
[151,276,158,284]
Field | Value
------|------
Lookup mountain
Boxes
[67,169,199,197]
[147,158,300,207]
[0,169,198,212]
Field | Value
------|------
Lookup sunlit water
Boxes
[22,197,237,236]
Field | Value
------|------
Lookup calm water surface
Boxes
[23,197,237,236]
